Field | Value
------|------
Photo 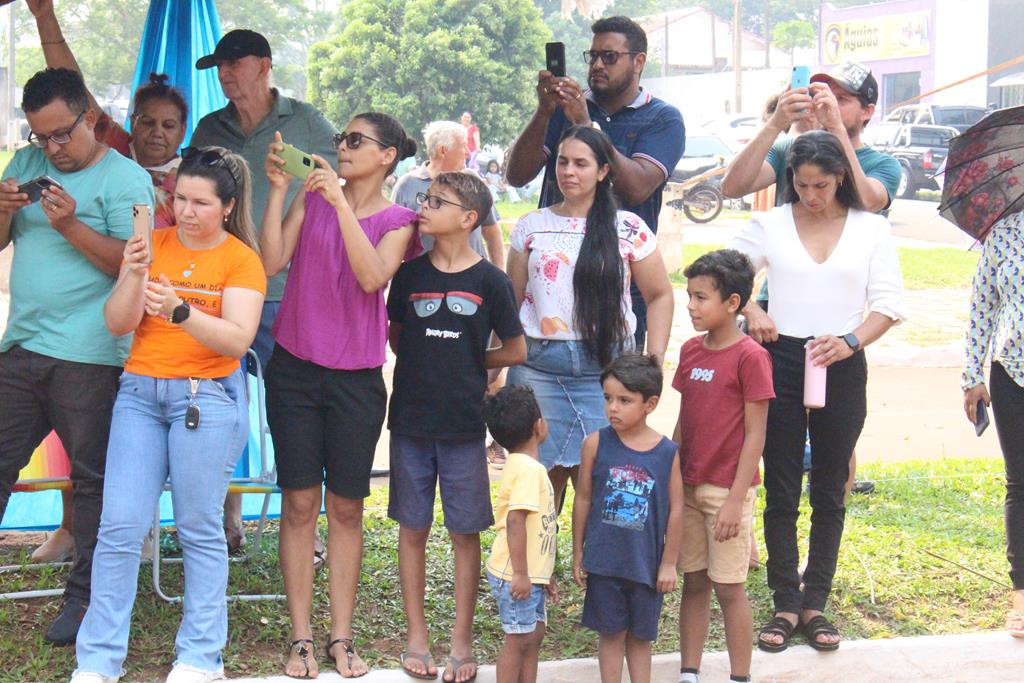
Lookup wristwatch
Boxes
[842,332,861,352]
[171,301,191,324]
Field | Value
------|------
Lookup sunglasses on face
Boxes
[416,192,470,211]
[582,50,640,66]
[333,131,387,150]
[180,146,239,194]
[27,110,86,148]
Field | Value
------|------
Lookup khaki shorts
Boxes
[678,483,757,584]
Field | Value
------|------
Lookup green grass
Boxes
[668,244,978,290]
[0,459,1010,682]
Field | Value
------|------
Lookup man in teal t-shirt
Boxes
[0,67,153,646]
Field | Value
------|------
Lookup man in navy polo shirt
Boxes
[506,15,685,348]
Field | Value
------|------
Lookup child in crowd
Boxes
[572,353,684,683]
[674,249,775,683]
[484,159,520,203]
[483,385,558,683]
[386,171,527,683]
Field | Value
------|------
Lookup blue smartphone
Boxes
[791,66,810,90]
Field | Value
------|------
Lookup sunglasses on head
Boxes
[180,146,239,193]
[582,49,640,66]
[333,131,387,150]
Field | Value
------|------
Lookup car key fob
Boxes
[185,403,201,430]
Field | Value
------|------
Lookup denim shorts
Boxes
[487,572,547,634]
[386,434,493,533]
[506,338,609,469]
[581,572,664,641]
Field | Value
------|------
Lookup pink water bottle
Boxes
[804,341,826,409]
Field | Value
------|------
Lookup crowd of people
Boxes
[0,2,1020,683]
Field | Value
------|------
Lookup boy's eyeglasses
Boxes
[180,146,239,194]
[27,110,86,148]
[333,131,387,149]
[416,192,470,211]
[582,50,640,66]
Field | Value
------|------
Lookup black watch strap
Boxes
[842,332,860,352]
[171,301,191,324]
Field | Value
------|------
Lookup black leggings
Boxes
[990,362,1024,590]
[762,335,867,613]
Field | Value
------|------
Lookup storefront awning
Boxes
[991,72,1024,88]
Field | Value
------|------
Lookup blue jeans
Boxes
[75,368,248,677]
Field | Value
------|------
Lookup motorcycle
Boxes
[666,161,725,224]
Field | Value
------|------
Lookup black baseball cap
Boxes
[196,29,272,70]
[811,61,878,106]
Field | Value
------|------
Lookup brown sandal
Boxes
[327,637,368,678]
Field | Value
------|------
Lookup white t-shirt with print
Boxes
[509,207,657,340]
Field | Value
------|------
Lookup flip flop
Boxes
[443,655,477,683]
[285,639,316,680]
[400,651,437,680]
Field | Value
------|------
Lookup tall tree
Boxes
[773,19,816,67]
[307,0,550,146]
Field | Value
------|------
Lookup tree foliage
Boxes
[307,0,550,146]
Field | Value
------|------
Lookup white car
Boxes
[700,115,759,151]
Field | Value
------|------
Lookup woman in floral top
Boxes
[506,126,674,508]
[962,210,1024,637]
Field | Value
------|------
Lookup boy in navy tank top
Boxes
[572,353,684,683]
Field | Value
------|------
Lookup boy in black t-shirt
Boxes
[386,172,526,682]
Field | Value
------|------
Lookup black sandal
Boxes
[327,637,368,678]
[757,615,797,653]
[286,639,316,679]
[802,614,841,651]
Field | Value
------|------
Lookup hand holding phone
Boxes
[17,175,63,204]
[791,66,810,90]
[276,141,316,181]
[546,42,566,78]
[133,204,154,265]
[975,399,990,436]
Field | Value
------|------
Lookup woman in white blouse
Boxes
[733,130,905,653]
[505,125,673,508]
[962,210,1024,637]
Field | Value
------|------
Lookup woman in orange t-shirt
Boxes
[72,147,266,682]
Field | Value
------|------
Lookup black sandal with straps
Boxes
[757,615,797,653]
[327,636,368,678]
[286,638,316,679]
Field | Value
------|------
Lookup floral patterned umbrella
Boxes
[939,105,1024,242]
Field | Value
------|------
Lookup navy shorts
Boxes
[581,572,664,641]
[487,572,547,634]
[387,434,493,533]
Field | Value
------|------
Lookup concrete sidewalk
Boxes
[234,631,1024,681]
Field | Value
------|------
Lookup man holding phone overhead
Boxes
[506,15,685,350]
[0,67,153,646]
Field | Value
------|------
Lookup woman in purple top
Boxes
[262,112,419,679]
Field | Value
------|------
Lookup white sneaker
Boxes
[165,663,225,683]
[69,672,119,683]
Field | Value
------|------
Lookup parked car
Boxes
[884,104,987,133]
[700,115,759,151]
[862,122,959,198]
[669,133,734,183]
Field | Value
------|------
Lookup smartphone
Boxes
[132,204,153,264]
[17,175,62,204]
[791,65,810,90]
[277,141,316,181]
[546,42,566,78]
[975,400,990,437]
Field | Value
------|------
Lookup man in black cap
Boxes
[190,29,336,549]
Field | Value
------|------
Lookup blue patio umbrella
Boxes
[128,0,227,144]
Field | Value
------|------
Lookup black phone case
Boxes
[546,42,566,78]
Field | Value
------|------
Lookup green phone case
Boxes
[277,142,315,181]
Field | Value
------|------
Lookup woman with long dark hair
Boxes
[262,112,418,679]
[506,125,674,505]
[72,147,265,682]
[732,130,905,653]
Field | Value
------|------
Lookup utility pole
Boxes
[733,0,742,113]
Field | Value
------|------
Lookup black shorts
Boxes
[266,344,386,499]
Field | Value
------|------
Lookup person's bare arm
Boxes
[41,185,125,276]
[811,84,890,211]
[0,181,30,251]
[657,452,684,593]
[506,247,529,309]
[28,0,102,113]
[572,432,599,587]
[506,71,560,187]
[481,222,505,269]
[631,248,674,365]
[485,334,527,369]
[713,400,768,542]
[104,236,150,336]
[506,509,532,599]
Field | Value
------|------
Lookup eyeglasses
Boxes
[333,131,387,150]
[416,192,470,211]
[582,50,641,66]
[27,110,86,148]
[180,146,239,194]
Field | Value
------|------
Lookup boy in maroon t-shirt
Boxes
[672,249,775,683]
